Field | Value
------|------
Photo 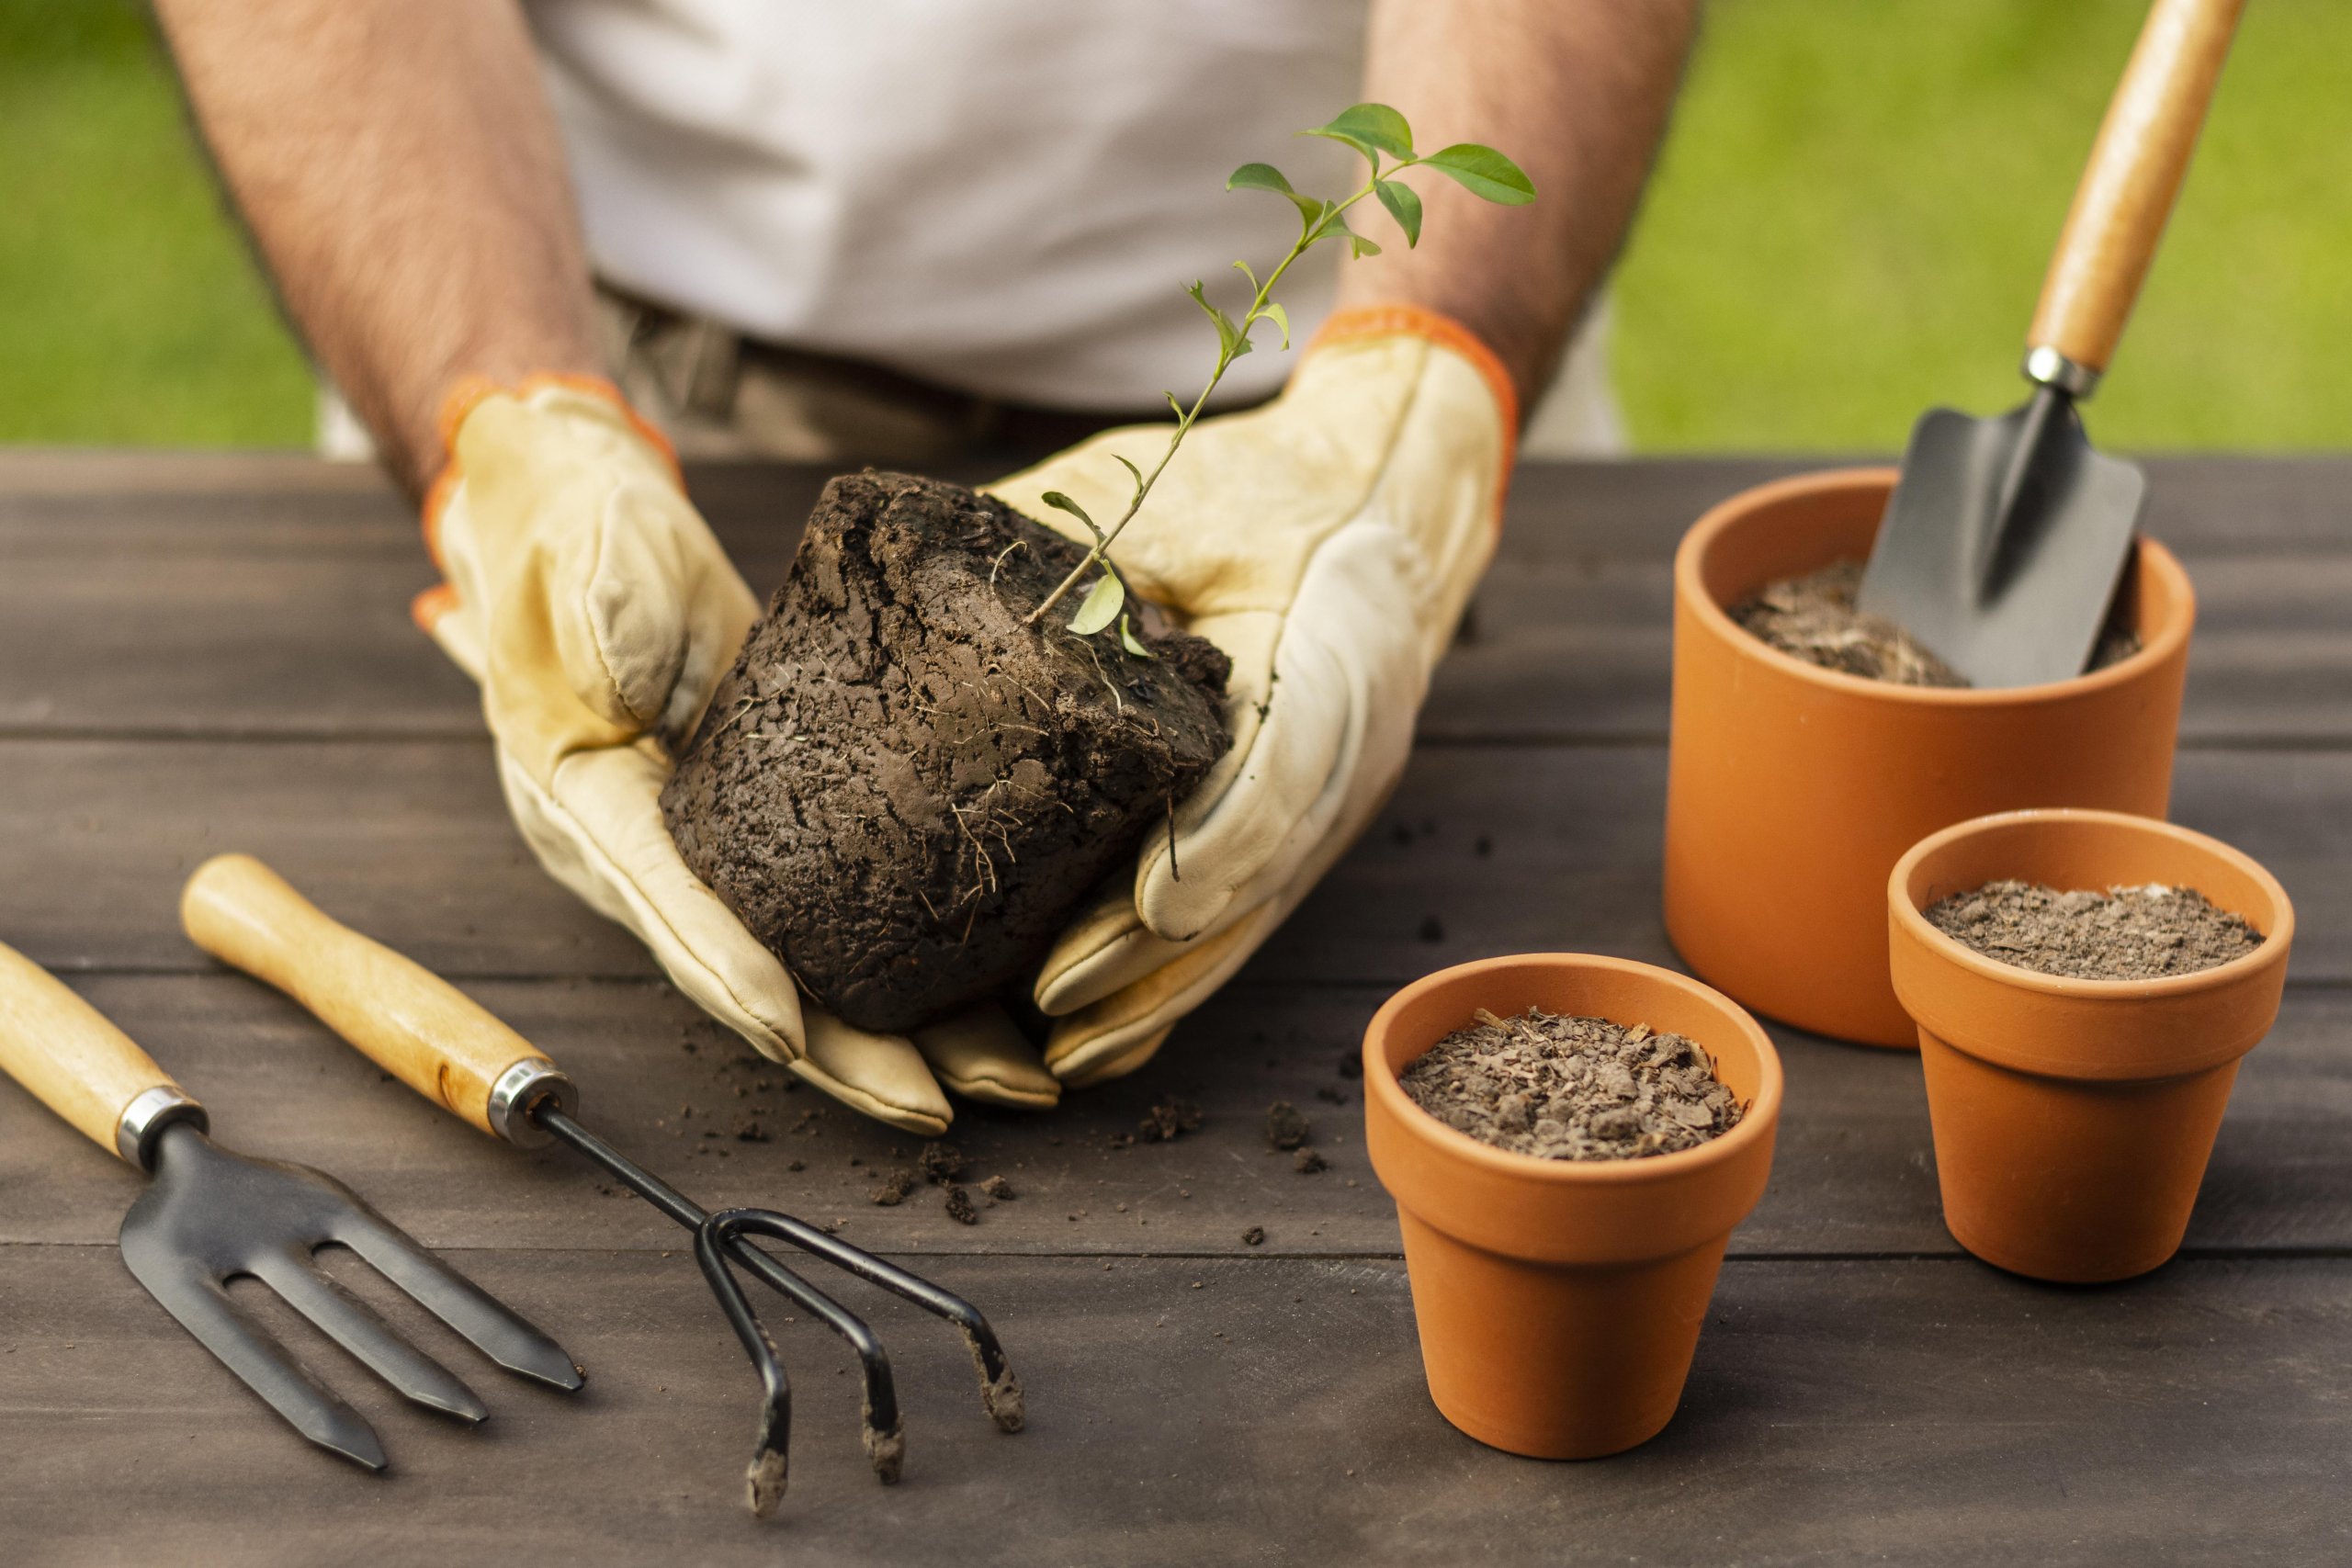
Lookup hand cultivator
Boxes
[180,854,1023,1517]
[0,942,582,1471]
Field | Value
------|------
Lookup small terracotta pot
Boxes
[1664,468,2195,1046]
[1364,954,1781,1459]
[1889,809,2293,1283]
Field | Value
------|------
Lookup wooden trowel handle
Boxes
[181,854,567,1144]
[2027,0,2244,381]
[0,942,201,1166]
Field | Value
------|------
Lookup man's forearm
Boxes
[1340,0,1700,412]
[156,0,602,494]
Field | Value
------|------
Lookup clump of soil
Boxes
[1138,1098,1202,1143]
[870,1168,918,1206]
[1926,879,2263,980]
[1401,1008,1744,1161]
[944,1185,979,1226]
[978,1174,1015,1202]
[918,1139,965,1184]
[1292,1147,1328,1175]
[1264,1102,1312,1151]
[663,471,1232,1031]
[1730,559,2140,688]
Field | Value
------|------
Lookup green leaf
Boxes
[1374,177,1423,247]
[1164,391,1188,422]
[1040,490,1103,543]
[1228,161,1325,226]
[1258,301,1291,349]
[1421,142,1536,205]
[1113,454,1144,498]
[1185,279,1251,362]
[1303,102,1416,163]
[1230,258,1261,295]
[1118,614,1155,659]
[1349,233,1383,259]
[1069,571,1125,637]
[1307,207,1353,245]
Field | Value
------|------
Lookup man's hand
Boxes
[987,308,1514,1084]
[420,378,1059,1132]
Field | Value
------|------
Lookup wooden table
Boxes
[2,453,2346,1565]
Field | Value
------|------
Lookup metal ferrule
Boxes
[116,1086,209,1171]
[487,1057,576,1148]
[2022,345,2102,399]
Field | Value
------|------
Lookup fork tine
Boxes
[329,1206,584,1392]
[251,1250,488,1422]
[119,1254,387,1471]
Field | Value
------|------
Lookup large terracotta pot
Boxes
[1664,468,2195,1046]
[1363,953,1781,1459]
[1889,808,2293,1283]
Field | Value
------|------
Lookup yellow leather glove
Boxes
[416,377,1057,1133]
[986,306,1517,1086]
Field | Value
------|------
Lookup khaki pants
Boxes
[317,286,1624,467]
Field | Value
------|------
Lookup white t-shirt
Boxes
[525,0,1367,412]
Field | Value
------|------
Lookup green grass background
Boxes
[4,0,2346,451]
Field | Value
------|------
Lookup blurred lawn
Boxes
[2,0,2346,451]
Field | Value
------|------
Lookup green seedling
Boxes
[1024,102,1533,650]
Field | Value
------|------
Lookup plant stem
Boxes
[1026,167,1399,626]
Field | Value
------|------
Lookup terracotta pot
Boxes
[1364,954,1781,1458]
[1663,468,2195,1046]
[1889,808,2293,1283]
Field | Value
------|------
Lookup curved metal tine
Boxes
[691,1220,794,1518]
[719,1206,1023,1431]
[696,1211,906,1504]
[249,1248,488,1422]
[328,1205,583,1391]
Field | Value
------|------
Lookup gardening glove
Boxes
[414,376,1058,1134]
[986,305,1517,1086]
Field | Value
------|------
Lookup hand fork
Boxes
[0,940,582,1470]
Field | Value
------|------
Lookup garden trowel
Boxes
[1860,0,2243,688]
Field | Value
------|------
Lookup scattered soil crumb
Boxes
[1730,558,2139,688]
[1138,1098,1203,1143]
[979,1174,1015,1202]
[1315,1086,1348,1106]
[1401,1007,1744,1160]
[786,1159,806,1173]
[919,1140,965,1184]
[870,1168,918,1206]
[1265,1102,1312,1150]
[1293,1148,1329,1175]
[1926,878,2262,980]
[944,1185,979,1225]
[1417,915,1445,943]
[1337,1052,1362,1081]
[1241,1225,1266,1247]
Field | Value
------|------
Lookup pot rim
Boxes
[1888,807,2296,1001]
[1364,953,1784,1189]
[1677,467,2196,705]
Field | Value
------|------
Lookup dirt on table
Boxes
[1925,879,2264,980]
[1264,1102,1312,1151]
[1730,559,2141,688]
[662,470,1231,1032]
[1400,1008,1744,1161]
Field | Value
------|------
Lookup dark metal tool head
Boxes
[1860,384,2145,691]
[118,1121,582,1470]
[534,1104,1021,1519]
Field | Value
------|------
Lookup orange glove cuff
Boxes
[1301,303,1520,530]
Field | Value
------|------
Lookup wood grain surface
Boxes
[0,453,2344,1566]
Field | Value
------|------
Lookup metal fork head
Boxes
[116,1122,582,1470]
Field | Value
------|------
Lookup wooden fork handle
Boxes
[181,854,570,1144]
[0,941,205,1167]
[2027,0,2245,383]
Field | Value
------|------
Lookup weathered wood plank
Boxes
[3,1246,2346,1566]
[3,457,2346,742]
[3,973,2341,1258]
[0,740,2341,980]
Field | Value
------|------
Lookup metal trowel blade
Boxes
[1860,391,2144,689]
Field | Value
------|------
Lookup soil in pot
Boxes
[662,470,1231,1032]
[1399,1008,1745,1161]
[1925,878,2263,981]
[1730,559,2141,688]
